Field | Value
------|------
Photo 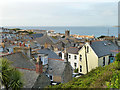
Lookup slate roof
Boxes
[1,52,42,88]
[29,41,40,49]
[90,40,118,58]
[38,48,61,59]
[37,48,66,76]
[48,59,66,76]
[2,52,36,69]
[116,41,120,46]
[35,34,58,45]
[18,69,39,88]
[49,36,59,44]
[32,73,50,88]
[31,34,43,39]
[66,47,80,54]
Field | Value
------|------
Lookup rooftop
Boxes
[90,40,118,57]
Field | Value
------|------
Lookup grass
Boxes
[48,61,120,88]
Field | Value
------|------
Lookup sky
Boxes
[0,0,119,26]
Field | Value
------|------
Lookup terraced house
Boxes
[63,40,118,75]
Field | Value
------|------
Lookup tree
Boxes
[115,52,120,62]
[0,58,23,90]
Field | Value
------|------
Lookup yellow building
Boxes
[78,40,117,74]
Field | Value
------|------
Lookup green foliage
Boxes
[115,52,120,62]
[74,68,78,73]
[52,36,57,39]
[0,58,23,89]
[9,28,21,31]
[106,72,120,88]
[28,31,34,34]
[48,59,120,88]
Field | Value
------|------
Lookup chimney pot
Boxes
[90,41,92,45]
[19,43,22,46]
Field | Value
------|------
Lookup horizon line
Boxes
[1,25,117,27]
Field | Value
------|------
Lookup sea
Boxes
[2,26,118,38]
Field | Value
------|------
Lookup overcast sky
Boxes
[0,0,119,26]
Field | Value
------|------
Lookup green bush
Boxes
[0,58,23,89]
[115,52,120,62]
[74,68,78,73]
[106,72,120,88]
[48,60,120,88]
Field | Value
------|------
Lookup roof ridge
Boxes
[16,67,35,71]
[48,58,64,61]
[0,52,22,57]
[69,47,78,49]
[91,40,105,42]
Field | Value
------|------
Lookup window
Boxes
[74,63,77,69]
[103,57,105,66]
[49,75,53,81]
[80,55,82,61]
[87,46,89,53]
[69,55,71,59]
[80,65,82,72]
[74,55,77,59]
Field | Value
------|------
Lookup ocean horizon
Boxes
[3,26,118,37]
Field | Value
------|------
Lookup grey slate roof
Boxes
[18,69,39,88]
[38,48,61,59]
[35,34,58,45]
[2,52,36,69]
[38,48,66,76]
[49,36,59,44]
[48,59,66,76]
[90,40,118,58]
[31,34,43,39]
[1,52,41,88]
[32,73,50,88]
[66,47,80,54]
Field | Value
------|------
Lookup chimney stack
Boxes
[36,56,43,74]
[19,43,22,46]
[89,41,92,45]
[44,43,48,48]
[28,44,30,48]
[65,30,70,38]
[23,42,25,47]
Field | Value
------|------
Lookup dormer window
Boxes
[104,43,107,46]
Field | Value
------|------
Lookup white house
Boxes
[62,47,80,72]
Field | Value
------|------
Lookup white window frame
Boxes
[74,55,77,59]
[80,65,82,72]
[74,63,77,69]
[49,75,53,81]
[80,55,82,61]
[69,55,71,59]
